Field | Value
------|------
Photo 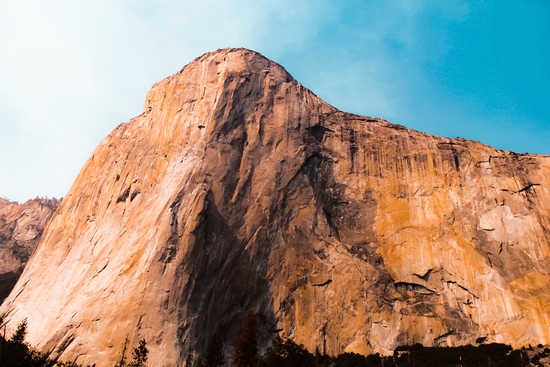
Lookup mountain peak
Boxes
[143,47,295,109]
[188,47,293,79]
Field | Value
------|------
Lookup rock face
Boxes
[0,197,60,302]
[2,48,550,366]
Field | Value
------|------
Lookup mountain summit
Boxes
[2,48,550,366]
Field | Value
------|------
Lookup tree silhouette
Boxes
[114,337,129,367]
[8,319,27,345]
[200,336,224,367]
[128,339,148,367]
[232,310,258,367]
[259,336,315,367]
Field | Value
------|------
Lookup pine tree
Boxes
[128,339,148,367]
[115,337,129,367]
[8,318,27,344]
[202,336,225,367]
[232,310,258,367]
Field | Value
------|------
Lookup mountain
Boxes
[0,197,60,302]
[2,48,550,366]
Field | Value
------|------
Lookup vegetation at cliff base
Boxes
[0,313,546,366]
[232,310,258,367]
[0,318,149,367]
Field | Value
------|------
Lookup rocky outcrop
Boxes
[0,197,60,302]
[2,48,550,367]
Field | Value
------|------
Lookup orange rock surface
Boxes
[2,49,550,366]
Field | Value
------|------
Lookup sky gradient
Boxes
[1,1,549,202]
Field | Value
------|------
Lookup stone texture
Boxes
[2,48,550,366]
[0,197,60,302]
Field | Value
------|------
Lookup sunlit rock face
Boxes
[2,48,550,366]
[0,197,60,302]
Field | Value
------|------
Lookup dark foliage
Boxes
[313,347,332,367]
[8,319,27,345]
[0,318,55,367]
[128,339,148,367]
[198,336,224,367]
[259,336,314,367]
[232,310,258,367]
[333,352,385,367]
[0,324,148,367]
[391,343,523,367]
[0,315,541,367]
[256,338,527,367]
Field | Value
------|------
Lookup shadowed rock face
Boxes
[0,197,60,302]
[2,48,550,366]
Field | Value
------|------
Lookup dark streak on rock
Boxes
[312,279,332,287]
[394,282,435,295]
[434,330,454,345]
[116,187,131,203]
[130,190,140,202]
[513,183,540,195]
[413,268,433,282]
[308,125,331,143]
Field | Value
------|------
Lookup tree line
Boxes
[0,318,147,367]
[0,312,542,367]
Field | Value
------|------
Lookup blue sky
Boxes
[1,1,549,202]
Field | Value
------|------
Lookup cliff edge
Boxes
[2,48,550,366]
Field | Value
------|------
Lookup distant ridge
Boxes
[0,197,60,302]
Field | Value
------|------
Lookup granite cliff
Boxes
[0,197,60,302]
[2,48,550,366]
